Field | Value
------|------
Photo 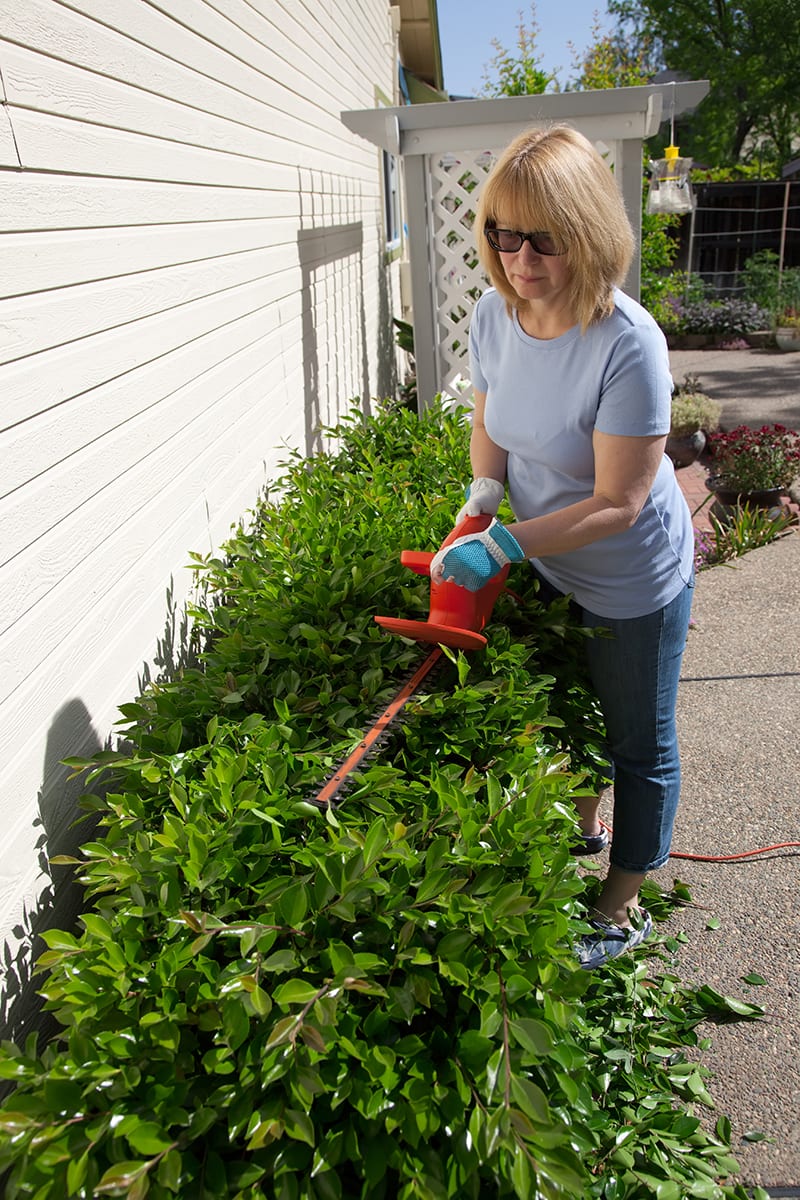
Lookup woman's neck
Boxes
[516,300,576,340]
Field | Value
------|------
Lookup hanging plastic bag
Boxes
[647,145,694,215]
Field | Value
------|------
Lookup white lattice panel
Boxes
[430,150,496,401]
[428,140,616,402]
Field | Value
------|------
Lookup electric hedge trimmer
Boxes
[311,513,800,869]
[309,514,510,809]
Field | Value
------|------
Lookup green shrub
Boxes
[670,379,722,437]
[640,211,682,323]
[0,402,765,1199]
[677,297,772,336]
[741,249,800,323]
[643,270,708,336]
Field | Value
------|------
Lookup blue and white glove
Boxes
[455,477,505,523]
[430,518,526,591]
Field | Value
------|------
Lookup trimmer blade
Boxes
[307,646,445,809]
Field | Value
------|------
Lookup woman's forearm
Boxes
[468,429,644,553]
[470,421,508,483]
[508,493,642,558]
[507,431,665,558]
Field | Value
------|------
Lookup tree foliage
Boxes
[480,4,555,96]
[608,0,800,170]
[479,0,799,172]
[564,17,655,91]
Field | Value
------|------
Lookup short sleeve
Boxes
[594,321,673,437]
[469,294,489,393]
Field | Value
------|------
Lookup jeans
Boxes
[533,570,695,873]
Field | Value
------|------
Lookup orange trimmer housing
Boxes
[374,514,510,650]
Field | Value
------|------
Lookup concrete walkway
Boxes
[669,345,800,431]
[651,532,800,1193]
[636,348,800,1193]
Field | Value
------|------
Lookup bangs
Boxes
[482,166,569,244]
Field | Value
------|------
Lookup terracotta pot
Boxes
[744,329,775,349]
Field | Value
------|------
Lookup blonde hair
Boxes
[475,125,635,331]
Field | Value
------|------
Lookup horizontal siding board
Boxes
[9,108,316,186]
[0,317,304,574]
[0,218,295,298]
[29,0,364,125]
[0,346,305,673]
[1,299,302,497]
[0,242,298,364]
[129,0,352,117]
[0,173,297,231]
[2,42,359,164]
[1,268,303,427]
[1,0,347,139]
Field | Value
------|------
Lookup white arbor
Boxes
[343,83,709,407]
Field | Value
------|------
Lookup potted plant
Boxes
[775,307,800,352]
[706,423,800,516]
[667,377,722,468]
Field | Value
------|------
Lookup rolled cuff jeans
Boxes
[534,571,695,873]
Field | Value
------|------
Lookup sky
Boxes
[436,0,611,97]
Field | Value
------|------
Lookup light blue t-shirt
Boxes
[469,287,694,618]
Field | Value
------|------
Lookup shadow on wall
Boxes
[0,699,102,1049]
[298,221,369,455]
[138,573,204,695]
[1,577,206,1049]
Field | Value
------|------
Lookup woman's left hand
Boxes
[430,519,525,591]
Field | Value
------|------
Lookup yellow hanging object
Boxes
[647,143,694,214]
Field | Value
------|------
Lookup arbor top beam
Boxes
[342,81,710,157]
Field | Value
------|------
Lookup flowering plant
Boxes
[678,297,771,336]
[777,306,800,330]
[708,423,800,492]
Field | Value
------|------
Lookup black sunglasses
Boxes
[484,227,565,256]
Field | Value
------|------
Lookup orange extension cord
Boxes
[668,842,800,862]
[600,822,800,863]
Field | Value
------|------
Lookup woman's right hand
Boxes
[455,477,505,523]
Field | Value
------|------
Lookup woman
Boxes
[430,125,695,970]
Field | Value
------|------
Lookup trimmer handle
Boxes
[442,512,494,545]
[375,513,508,651]
[399,514,492,576]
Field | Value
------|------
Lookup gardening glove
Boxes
[430,518,526,591]
[455,476,505,523]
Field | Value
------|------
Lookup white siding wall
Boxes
[0,0,400,1033]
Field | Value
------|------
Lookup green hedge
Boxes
[0,402,765,1199]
